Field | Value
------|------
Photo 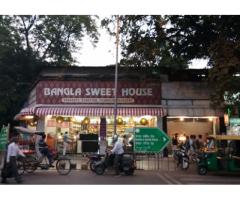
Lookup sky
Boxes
[75,15,209,68]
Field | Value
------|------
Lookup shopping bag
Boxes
[1,165,12,178]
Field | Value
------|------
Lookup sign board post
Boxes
[133,127,170,153]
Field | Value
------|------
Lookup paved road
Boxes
[1,169,240,185]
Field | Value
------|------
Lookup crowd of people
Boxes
[171,132,209,162]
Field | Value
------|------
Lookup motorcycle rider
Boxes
[109,135,124,177]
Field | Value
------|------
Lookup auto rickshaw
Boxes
[197,135,240,175]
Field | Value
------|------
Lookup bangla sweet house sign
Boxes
[36,81,161,105]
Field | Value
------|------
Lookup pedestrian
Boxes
[1,136,16,184]
[188,135,195,162]
[38,134,54,167]
[172,133,179,151]
[122,135,127,153]
[204,133,208,147]
[110,135,124,177]
[185,136,190,153]
[63,131,69,156]
[5,136,26,184]
[196,135,203,151]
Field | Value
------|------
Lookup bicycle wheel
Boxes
[16,158,25,176]
[56,159,71,175]
[25,156,38,173]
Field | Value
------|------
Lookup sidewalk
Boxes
[0,151,198,173]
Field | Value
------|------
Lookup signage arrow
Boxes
[133,127,170,153]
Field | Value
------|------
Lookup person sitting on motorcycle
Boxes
[109,135,124,177]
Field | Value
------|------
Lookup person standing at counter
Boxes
[63,132,69,156]
[172,133,179,151]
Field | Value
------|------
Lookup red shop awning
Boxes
[14,107,37,120]
[35,107,164,116]
[18,107,36,115]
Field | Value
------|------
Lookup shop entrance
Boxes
[167,117,218,152]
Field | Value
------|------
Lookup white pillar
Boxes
[157,116,163,130]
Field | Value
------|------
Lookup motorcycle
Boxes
[94,149,136,175]
[192,150,203,163]
[173,145,189,170]
[86,153,104,172]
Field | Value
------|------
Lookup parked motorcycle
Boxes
[192,150,203,164]
[94,149,136,175]
[86,154,104,172]
[173,145,189,170]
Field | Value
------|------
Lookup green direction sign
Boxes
[133,127,170,152]
[0,127,8,150]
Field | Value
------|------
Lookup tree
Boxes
[0,16,29,126]
[13,15,99,66]
[101,15,189,70]
[102,15,240,110]
[0,15,100,127]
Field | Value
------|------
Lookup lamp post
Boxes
[113,15,119,136]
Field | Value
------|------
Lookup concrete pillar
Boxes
[156,116,163,130]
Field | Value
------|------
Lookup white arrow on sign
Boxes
[163,137,166,141]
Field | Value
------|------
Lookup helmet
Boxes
[112,135,118,143]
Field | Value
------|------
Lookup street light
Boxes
[113,15,119,136]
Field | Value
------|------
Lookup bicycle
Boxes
[14,127,72,175]
[21,147,72,175]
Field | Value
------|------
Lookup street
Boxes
[1,169,240,185]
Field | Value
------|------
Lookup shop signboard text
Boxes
[36,81,161,105]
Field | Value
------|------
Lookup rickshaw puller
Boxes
[39,134,54,167]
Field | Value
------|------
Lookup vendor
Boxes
[47,134,53,140]
[29,135,36,150]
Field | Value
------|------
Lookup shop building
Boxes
[14,67,225,154]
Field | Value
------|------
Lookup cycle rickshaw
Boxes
[14,126,72,175]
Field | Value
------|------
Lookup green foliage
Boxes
[0,15,99,127]
[102,15,240,110]
[101,15,189,69]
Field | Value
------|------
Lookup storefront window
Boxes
[106,115,156,147]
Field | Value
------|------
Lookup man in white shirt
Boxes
[110,135,124,177]
[6,136,26,183]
